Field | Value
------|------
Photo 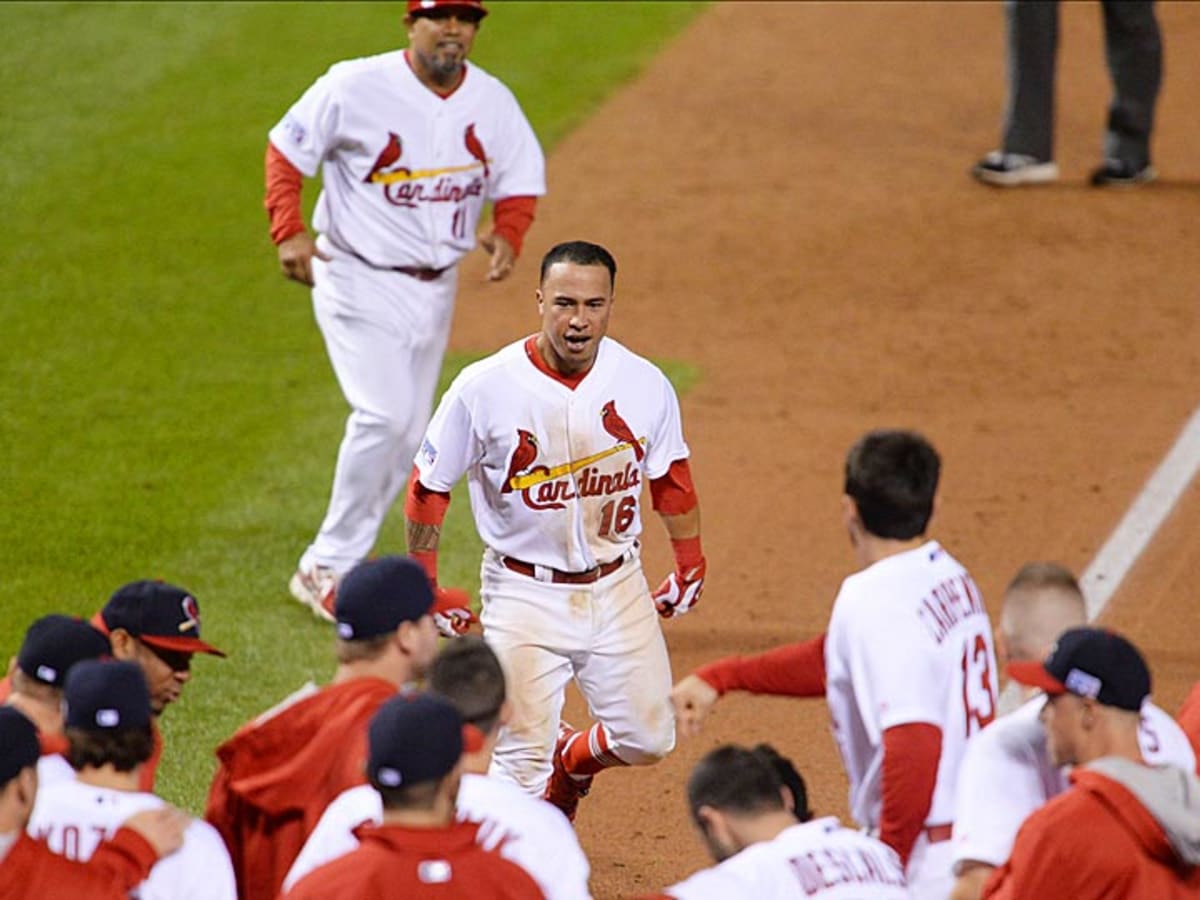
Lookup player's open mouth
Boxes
[565,335,590,350]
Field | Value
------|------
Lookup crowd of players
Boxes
[1,453,1199,897]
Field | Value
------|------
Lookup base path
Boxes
[452,4,1200,896]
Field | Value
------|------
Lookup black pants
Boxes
[1002,0,1162,166]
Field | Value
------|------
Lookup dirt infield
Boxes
[452,3,1200,896]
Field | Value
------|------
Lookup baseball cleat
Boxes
[543,722,592,823]
[288,565,338,623]
[971,151,1059,187]
[1089,159,1156,187]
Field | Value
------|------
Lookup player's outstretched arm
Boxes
[405,468,477,637]
[671,673,720,738]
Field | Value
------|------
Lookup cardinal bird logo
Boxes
[502,429,540,493]
[364,132,403,183]
[601,401,644,461]
[464,123,490,179]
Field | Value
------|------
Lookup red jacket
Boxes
[983,766,1200,899]
[0,827,157,899]
[205,677,396,900]
[1179,682,1200,768]
[282,820,545,899]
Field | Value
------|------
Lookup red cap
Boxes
[407,0,488,18]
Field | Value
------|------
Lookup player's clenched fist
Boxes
[652,558,706,619]
[671,674,720,739]
[433,586,478,638]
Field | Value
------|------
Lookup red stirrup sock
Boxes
[561,724,629,777]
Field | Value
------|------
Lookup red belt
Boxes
[342,244,448,281]
[924,823,953,844]
[501,554,627,585]
[391,265,448,281]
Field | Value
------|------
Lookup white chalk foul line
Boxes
[999,404,1200,712]
[1080,405,1200,622]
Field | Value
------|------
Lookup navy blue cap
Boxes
[335,556,434,641]
[64,659,152,731]
[17,615,111,687]
[368,691,479,789]
[97,580,225,657]
[0,707,40,786]
[1008,626,1151,712]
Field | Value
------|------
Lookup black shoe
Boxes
[971,151,1059,187]
[1089,159,1156,187]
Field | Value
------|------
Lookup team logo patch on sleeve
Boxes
[420,438,438,467]
[282,114,306,145]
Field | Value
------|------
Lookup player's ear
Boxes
[108,628,136,660]
[497,698,514,729]
[840,494,860,529]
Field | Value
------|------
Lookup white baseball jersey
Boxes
[269,51,545,270]
[27,778,236,900]
[416,336,688,571]
[825,541,998,831]
[951,693,1197,871]
[35,753,75,788]
[663,817,909,899]
[282,775,591,899]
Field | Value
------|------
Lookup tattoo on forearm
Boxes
[407,521,441,553]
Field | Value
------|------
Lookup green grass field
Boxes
[0,1,705,810]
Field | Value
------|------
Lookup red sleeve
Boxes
[696,634,827,697]
[490,195,537,257]
[137,721,163,792]
[265,142,307,245]
[404,467,451,584]
[649,459,698,516]
[88,827,160,888]
[878,722,942,867]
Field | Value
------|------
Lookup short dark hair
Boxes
[687,745,786,826]
[430,637,506,736]
[539,240,617,286]
[66,726,154,773]
[751,744,812,822]
[1006,561,1081,596]
[335,633,393,664]
[844,429,940,539]
[373,778,442,811]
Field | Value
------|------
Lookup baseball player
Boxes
[205,556,437,900]
[283,692,545,899]
[405,239,707,820]
[90,579,226,792]
[950,562,1196,900]
[0,707,188,900]
[266,0,546,620]
[26,660,235,900]
[984,628,1200,897]
[283,637,590,897]
[641,744,908,899]
[672,429,995,899]
[3,614,111,761]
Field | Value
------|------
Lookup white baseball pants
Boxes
[299,238,457,575]
[479,548,676,794]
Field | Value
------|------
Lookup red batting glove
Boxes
[653,557,706,619]
[433,586,478,638]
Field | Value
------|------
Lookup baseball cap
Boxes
[1006,626,1151,712]
[367,691,483,789]
[334,556,435,641]
[407,0,487,20]
[64,659,153,731]
[0,707,40,787]
[95,580,226,658]
[17,614,111,687]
